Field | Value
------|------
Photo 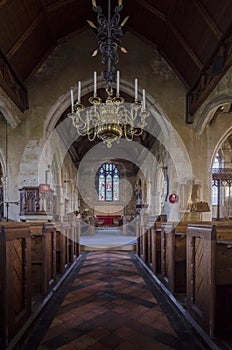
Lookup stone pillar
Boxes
[122,216,127,235]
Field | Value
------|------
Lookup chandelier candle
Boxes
[94,71,97,96]
[117,71,120,96]
[71,89,74,110]
[142,89,146,111]
[78,81,81,103]
[135,78,138,101]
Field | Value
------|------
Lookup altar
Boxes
[96,215,122,226]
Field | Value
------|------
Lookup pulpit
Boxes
[19,185,53,221]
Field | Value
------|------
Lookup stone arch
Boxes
[210,125,232,170]
[195,92,232,134]
[0,95,21,128]
[0,148,7,179]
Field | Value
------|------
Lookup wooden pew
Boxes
[137,220,164,274]
[160,221,211,294]
[55,221,78,274]
[160,222,187,294]
[30,222,56,297]
[186,223,232,337]
[151,222,162,274]
[136,220,147,262]
[0,223,32,347]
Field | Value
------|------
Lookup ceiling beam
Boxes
[168,22,204,70]
[6,11,45,59]
[0,50,28,112]
[44,0,76,13]
[186,33,232,122]
[192,0,223,40]
[135,0,203,75]
[135,0,167,22]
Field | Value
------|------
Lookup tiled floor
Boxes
[22,251,207,350]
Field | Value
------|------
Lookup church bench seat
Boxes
[29,222,57,296]
[161,223,187,294]
[160,221,212,294]
[54,222,79,273]
[0,221,81,348]
[186,224,232,337]
[0,223,32,347]
[137,221,163,274]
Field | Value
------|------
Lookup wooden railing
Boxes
[0,220,81,349]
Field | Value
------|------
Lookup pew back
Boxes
[0,223,32,347]
[30,223,56,297]
[186,223,232,337]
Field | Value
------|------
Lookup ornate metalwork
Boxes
[68,0,149,148]
[93,0,124,88]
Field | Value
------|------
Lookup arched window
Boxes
[98,162,119,201]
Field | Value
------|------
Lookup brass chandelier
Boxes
[68,0,150,148]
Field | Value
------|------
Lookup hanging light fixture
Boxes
[68,0,150,148]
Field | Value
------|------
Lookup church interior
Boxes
[1,0,232,349]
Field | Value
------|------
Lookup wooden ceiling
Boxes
[1,0,232,122]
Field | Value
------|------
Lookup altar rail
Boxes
[0,221,81,349]
[137,220,232,339]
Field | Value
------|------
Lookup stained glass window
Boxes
[98,162,120,201]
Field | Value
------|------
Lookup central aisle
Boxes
[23,251,206,350]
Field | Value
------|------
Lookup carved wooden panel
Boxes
[161,223,175,292]
[0,223,31,346]
[186,225,215,336]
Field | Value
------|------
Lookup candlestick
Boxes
[142,89,146,110]
[117,71,120,95]
[135,78,138,101]
[78,81,81,102]
[94,71,97,96]
[71,89,74,109]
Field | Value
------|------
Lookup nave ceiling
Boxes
[1,0,232,123]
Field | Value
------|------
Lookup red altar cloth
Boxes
[96,215,121,226]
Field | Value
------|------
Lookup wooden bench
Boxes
[186,223,232,337]
[137,221,163,273]
[0,223,32,347]
[160,221,212,294]
[151,222,163,274]
[30,222,56,297]
[55,222,78,274]
[161,222,187,294]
